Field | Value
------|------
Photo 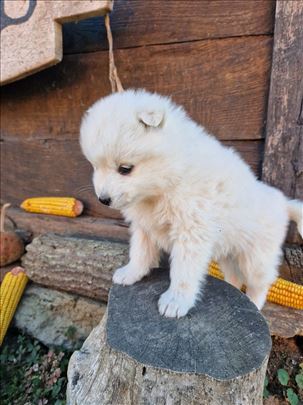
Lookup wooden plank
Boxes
[62,0,275,54]
[1,138,121,220]
[262,0,303,243]
[1,36,273,142]
[224,140,264,176]
[7,208,129,241]
[0,0,112,85]
[0,138,264,218]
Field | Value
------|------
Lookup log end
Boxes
[107,268,272,380]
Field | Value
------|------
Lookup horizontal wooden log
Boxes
[6,207,302,285]
[22,234,303,301]
[1,36,273,142]
[6,208,129,241]
[21,234,303,338]
[67,270,271,404]
[13,216,298,286]
[62,0,275,53]
[262,302,303,338]
[0,138,264,217]
[22,234,129,301]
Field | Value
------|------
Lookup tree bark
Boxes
[67,269,271,405]
[21,234,303,339]
[22,233,129,301]
[262,0,303,243]
[22,234,302,300]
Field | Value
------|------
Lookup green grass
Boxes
[0,330,70,405]
[264,366,303,405]
[263,336,303,404]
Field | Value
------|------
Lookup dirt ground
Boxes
[265,336,303,404]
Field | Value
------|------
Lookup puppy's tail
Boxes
[288,199,303,237]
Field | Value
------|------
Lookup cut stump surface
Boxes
[67,269,272,405]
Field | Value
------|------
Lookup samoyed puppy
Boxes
[80,89,302,318]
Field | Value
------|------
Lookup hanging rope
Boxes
[105,14,124,93]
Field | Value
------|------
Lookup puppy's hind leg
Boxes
[113,227,159,286]
[218,256,243,290]
[239,251,280,310]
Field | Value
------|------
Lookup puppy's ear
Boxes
[137,110,164,128]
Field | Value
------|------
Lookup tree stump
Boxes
[67,269,271,405]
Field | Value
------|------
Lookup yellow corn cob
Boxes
[0,267,28,345]
[208,262,224,280]
[266,279,303,309]
[208,261,303,310]
[21,197,83,218]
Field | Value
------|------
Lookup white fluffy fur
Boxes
[80,89,303,317]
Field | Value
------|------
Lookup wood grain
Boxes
[1,36,272,142]
[262,302,303,338]
[22,234,129,301]
[62,0,275,53]
[7,208,129,241]
[107,269,271,378]
[0,137,264,218]
[262,0,303,243]
[67,272,271,405]
[280,245,303,284]
[20,233,303,338]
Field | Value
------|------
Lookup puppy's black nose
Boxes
[99,197,112,206]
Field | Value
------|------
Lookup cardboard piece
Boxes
[0,0,112,85]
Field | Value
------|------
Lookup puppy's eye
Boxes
[118,164,134,175]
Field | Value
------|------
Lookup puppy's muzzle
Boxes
[99,195,112,206]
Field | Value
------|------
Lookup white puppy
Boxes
[80,89,302,317]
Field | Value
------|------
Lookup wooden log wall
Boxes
[1,0,275,236]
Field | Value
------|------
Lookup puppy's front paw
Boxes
[158,289,195,318]
[113,265,144,286]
